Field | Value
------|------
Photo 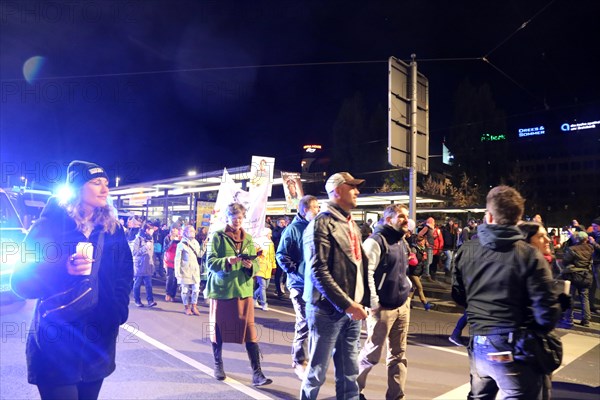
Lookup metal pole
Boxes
[409,54,418,221]
[189,193,194,224]
[164,189,169,226]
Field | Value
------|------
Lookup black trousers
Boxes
[37,379,104,400]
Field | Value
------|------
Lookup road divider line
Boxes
[265,307,295,318]
[411,341,468,357]
[121,323,273,400]
[432,331,600,400]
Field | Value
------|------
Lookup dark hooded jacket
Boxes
[10,197,133,385]
[452,223,560,335]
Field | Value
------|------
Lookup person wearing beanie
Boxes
[560,230,594,327]
[11,160,133,400]
[66,160,109,191]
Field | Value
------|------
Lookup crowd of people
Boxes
[10,159,599,400]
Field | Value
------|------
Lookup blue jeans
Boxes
[133,276,154,303]
[469,334,543,399]
[443,250,454,272]
[565,284,591,323]
[289,287,309,365]
[424,248,433,276]
[181,283,199,306]
[253,277,270,306]
[301,302,361,400]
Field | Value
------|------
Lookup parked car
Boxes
[5,188,52,229]
[0,189,27,304]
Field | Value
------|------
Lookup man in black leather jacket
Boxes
[300,172,370,400]
[452,185,561,399]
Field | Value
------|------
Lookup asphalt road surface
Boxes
[1,287,599,400]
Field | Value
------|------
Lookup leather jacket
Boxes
[302,202,370,313]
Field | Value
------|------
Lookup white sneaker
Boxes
[262,304,269,311]
[254,299,259,307]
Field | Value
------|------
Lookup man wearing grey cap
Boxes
[300,172,370,400]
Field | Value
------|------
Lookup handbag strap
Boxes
[91,231,105,277]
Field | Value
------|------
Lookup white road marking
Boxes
[120,323,273,400]
[412,341,469,357]
[265,307,295,318]
[433,332,600,400]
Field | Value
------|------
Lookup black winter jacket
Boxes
[452,223,560,335]
[11,197,133,385]
[302,202,370,313]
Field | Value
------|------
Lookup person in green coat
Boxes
[206,202,273,387]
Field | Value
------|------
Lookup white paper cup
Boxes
[563,280,571,294]
[76,242,94,275]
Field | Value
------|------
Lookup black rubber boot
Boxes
[245,342,272,386]
[212,342,226,380]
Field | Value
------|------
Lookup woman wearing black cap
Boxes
[11,160,133,400]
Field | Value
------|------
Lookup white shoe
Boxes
[254,299,259,307]
[262,304,269,311]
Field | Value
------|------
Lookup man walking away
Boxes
[452,186,561,399]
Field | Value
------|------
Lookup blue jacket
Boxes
[276,213,309,290]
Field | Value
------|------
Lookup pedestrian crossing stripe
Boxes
[433,332,599,400]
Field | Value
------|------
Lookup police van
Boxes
[0,188,27,303]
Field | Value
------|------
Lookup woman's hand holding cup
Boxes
[67,242,94,276]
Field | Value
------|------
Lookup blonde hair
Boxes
[62,195,118,234]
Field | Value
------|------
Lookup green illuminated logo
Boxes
[480,133,506,142]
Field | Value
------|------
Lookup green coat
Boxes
[205,229,259,299]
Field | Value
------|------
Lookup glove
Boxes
[558,293,572,312]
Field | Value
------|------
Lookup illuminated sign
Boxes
[303,144,322,153]
[480,133,506,142]
[518,126,545,138]
[561,120,599,132]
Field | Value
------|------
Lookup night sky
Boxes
[1,0,598,189]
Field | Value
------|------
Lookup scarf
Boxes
[347,215,362,262]
[224,225,245,253]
